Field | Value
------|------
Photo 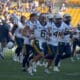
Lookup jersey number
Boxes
[41,30,46,37]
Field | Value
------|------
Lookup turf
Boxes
[0,50,80,80]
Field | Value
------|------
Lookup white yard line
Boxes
[66,72,80,76]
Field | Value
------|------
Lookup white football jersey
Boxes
[23,37,30,45]
[73,28,80,39]
[48,22,72,45]
[47,22,59,46]
[14,21,25,38]
[25,20,38,44]
[34,21,50,43]
[52,22,67,43]
[26,20,38,30]
[63,23,72,43]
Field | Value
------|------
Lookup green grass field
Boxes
[0,50,80,80]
